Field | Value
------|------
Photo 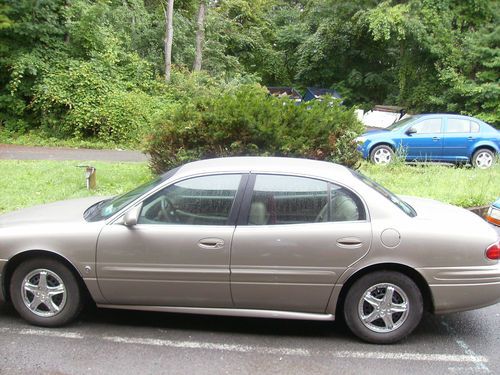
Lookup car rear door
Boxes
[230,174,372,313]
[401,117,444,160]
[96,174,247,307]
[442,117,477,161]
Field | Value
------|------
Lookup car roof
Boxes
[169,157,353,181]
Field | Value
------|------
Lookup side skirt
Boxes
[97,304,335,321]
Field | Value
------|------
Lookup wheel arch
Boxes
[368,142,396,157]
[2,250,91,303]
[471,144,498,159]
[335,263,434,318]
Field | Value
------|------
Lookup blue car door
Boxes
[401,117,444,161]
[442,117,477,161]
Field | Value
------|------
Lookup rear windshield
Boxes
[351,170,417,217]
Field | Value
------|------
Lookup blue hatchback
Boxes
[357,114,500,168]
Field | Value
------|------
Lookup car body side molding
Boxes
[96,304,336,321]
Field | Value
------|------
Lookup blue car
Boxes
[357,114,500,168]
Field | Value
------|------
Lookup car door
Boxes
[230,174,372,313]
[400,117,444,160]
[96,173,246,307]
[442,117,476,161]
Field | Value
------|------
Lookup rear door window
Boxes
[247,174,365,225]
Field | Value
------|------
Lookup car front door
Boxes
[400,118,444,161]
[96,174,246,307]
[230,174,372,313]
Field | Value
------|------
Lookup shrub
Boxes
[146,84,364,174]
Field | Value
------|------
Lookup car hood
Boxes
[0,196,108,227]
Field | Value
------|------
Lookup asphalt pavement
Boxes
[0,301,498,374]
[0,144,147,162]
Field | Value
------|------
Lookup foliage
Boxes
[0,0,499,151]
[146,84,364,173]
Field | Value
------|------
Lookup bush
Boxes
[146,84,364,174]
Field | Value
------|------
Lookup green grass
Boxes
[0,129,140,151]
[360,162,499,208]
[0,160,498,215]
[0,160,151,214]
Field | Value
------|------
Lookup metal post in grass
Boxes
[77,165,96,190]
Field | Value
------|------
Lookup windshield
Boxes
[387,116,415,131]
[84,166,181,222]
[351,170,417,217]
[84,177,164,222]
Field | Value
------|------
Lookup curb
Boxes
[467,206,489,218]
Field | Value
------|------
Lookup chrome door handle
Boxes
[198,238,225,249]
[337,237,363,248]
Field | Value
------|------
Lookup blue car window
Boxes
[471,122,480,133]
[447,119,470,133]
[412,119,442,134]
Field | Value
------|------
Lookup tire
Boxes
[370,145,394,165]
[10,258,83,327]
[472,148,495,169]
[343,271,423,344]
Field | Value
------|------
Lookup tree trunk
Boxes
[164,0,174,82]
[193,0,207,72]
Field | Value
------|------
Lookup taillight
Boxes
[486,240,500,260]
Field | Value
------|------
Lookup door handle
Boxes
[198,238,225,249]
[337,237,363,249]
[432,137,440,141]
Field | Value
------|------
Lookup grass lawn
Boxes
[0,160,151,214]
[0,160,498,214]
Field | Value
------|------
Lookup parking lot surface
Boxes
[0,301,498,374]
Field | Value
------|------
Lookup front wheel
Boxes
[343,271,423,344]
[370,145,394,165]
[10,258,83,327]
[472,148,495,169]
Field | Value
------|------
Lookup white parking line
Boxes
[103,335,488,363]
[18,328,84,339]
[441,319,490,373]
[103,336,310,356]
[1,327,490,365]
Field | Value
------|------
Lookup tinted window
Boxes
[447,119,470,133]
[138,174,242,225]
[412,119,442,134]
[248,175,365,225]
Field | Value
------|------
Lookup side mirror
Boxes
[406,127,417,135]
[121,203,142,227]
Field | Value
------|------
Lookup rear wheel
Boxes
[472,148,495,169]
[370,145,394,165]
[10,258,83,327]
[344,271,423,344]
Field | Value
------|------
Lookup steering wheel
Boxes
[159,196,178,222]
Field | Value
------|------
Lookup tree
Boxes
[193,0,207,71]
[163,0,174,82]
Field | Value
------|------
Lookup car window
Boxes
[412,119,442,134]
[138,174,242,225]
[471,122,480,133]
[447,118,470,133]
[248,175,365,225]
